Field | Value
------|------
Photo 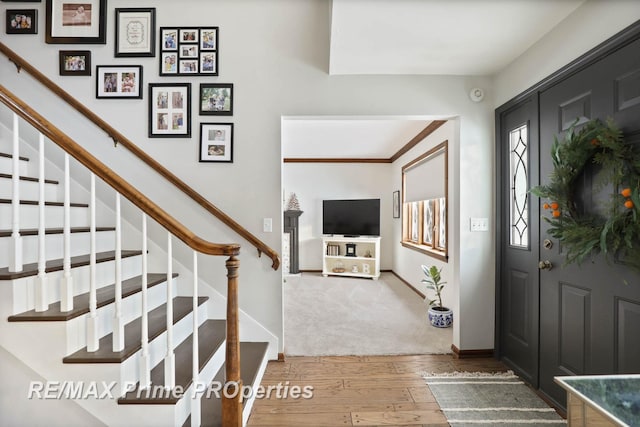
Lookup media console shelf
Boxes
[322,236,381,280]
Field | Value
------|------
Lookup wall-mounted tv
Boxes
[322,199,380,237]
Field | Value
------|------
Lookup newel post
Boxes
[222,255,242,427]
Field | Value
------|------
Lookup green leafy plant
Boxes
[421,265,447,309]
[530,118,640,272]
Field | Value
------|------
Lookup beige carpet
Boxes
[284,272,452,356]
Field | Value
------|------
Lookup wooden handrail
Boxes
[0,85,239,257]
[0,41,280,270]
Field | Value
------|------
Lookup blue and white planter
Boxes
[428,306,453,328]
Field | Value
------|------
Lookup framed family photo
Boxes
[199,83,233,116]
[148,83,191,138]
[199,123,233,163]
[114,8,155,57]
[6,9,38,34]
[96,65,142,99]
[45,0,106,44]
[59,50,91,75]
[159,26,218,76]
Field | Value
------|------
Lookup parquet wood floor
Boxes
[248,354,509,426]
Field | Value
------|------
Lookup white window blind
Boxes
[404,150,445,202]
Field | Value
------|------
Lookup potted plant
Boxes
[421,265,453,328]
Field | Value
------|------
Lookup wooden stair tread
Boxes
[0,250,140,279]
[0,172,57,184]
[0,250,142,280]
[63,296,208,364]
[183,342,269,427]
[118,319,226,405]
[0,198,89,207]
[0,226,115,237]
[0,152,29,162]
[8,273,178,321]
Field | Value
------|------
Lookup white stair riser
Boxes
[0,230,116,267]
[0,177,60,201]
[65,279,174,354]
[0,156,29,175]
[119,301,208,394]
[10,254,143,314]
[0,203,89,229]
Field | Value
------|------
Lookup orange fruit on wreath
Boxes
[552,210,561,218]
[590,138,599,146]
[625,200,634,209]
[550,202,559,210]
[621,188,632,198]
[543,203,550,210]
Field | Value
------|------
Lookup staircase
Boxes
[0,79,275,426]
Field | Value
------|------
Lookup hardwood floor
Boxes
[248,354,509,426]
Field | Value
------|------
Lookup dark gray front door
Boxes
[497,24,640,411]
[497,97,540,387]
[537,37,640,408]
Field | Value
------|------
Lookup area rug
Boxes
[424,371,566,426]
[284,272,452,356]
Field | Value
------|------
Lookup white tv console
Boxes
[322,235,381,280]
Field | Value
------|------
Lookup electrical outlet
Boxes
[263,218,272,232]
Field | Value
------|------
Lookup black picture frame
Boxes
[393,190,400,218]
[115,8,156,57]
[199,123,233,163]
[159,26,218,76]
[96,65,143,99]
[6,9,37,34]
[59,50,91,76]
[148,83,191,138]
[45,0,107,44]
[199,83,233,116]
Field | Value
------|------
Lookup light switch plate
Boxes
[263,218,273,232]
[470,217,489,232]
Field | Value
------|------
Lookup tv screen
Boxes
[323,199,380,236]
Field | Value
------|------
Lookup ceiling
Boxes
[329,0,585,76]
[283,0,585,159]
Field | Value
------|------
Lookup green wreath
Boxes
[531,118,640,272]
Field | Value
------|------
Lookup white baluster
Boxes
[9,113,22,272]
[60,154,73,312]
[139,213,151,389]
[35,134,48,312]
[164,233,175,389]
[191,251,201,427]
[113,194,124,352]
[86,173,99,352]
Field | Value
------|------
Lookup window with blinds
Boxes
[401,141,448,261]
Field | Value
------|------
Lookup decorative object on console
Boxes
[45,0,107,44]
[345,243,356,257]
[286,193,301,211]
[351,265,359,273]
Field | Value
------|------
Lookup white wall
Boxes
[0,0,514,352]
[493,0,640,107]
[283,162,393,270]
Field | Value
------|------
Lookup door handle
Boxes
[538,260,553,270]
